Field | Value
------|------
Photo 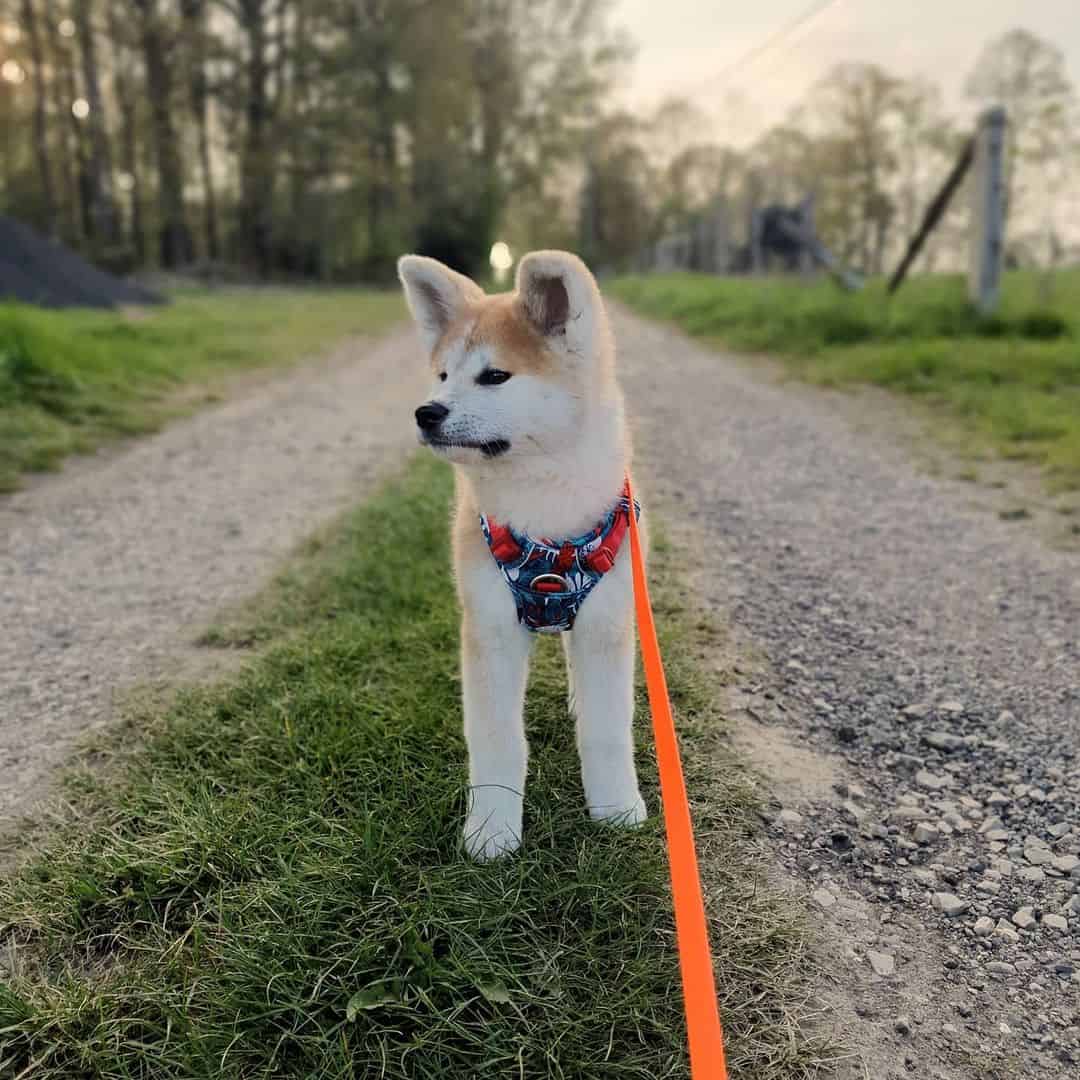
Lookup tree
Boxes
[891,78,962,271]
[234,0,275,274]
[578,111,653,269]
[18,0,56,235]
[131,0,192,267]
[106,0,147,261]
[966,28,1077,227]
[805,63,905,272]
[44,2,92,243]
[180,0,219,260]
[73,0,121,248]
[0,0,626,278]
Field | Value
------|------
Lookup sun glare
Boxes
[489,241,513,284]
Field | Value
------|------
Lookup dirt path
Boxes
[615,306,1080,1080]
[1,327,423,828]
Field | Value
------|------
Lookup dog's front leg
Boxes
[567,580,647,825]
[461,616,532,860]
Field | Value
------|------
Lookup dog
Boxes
[397,250,646,859]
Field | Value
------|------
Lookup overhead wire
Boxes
[674,0,851,98]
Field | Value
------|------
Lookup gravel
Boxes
[616,306,1080,1079]
[0,327,422,828]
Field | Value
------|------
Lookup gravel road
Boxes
[1,328,423,828]
[615,306,1079,1080]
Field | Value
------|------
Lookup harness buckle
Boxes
[529,572,570,594]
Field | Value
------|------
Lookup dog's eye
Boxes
[439,372,447,382]
[476,368,512,387]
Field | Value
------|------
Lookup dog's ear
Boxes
[516,250,605,359]
[397,255,483,352]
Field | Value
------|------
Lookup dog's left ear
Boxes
[516,251,604,358]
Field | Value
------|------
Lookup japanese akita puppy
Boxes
[397,250,647,859]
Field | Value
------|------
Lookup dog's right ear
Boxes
[397,255,483,353]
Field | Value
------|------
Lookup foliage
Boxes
[0,288,403,489]
[1,7,1076,282]
[966,28,1077,238]
[590,33,1077,277]
[611,270,1080,489]
[0,0,626,279]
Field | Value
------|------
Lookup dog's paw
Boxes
[463,808,522,861]
[589,791,648,827]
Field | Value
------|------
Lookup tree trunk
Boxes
[360,0,396,274]
[239,0,274,276]
[180,0,220,260]
[367,57,395,270]
[107,0,146,261]
[282,0,313,274]
[132,0,192,267]
[20,0,58,236]
[44,7,88,245]
[74,0,121,248]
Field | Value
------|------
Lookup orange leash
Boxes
[626,478,728,1079]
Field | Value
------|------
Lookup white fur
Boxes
[398,250,646,859]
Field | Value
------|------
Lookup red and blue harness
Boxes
[479,481,641,634]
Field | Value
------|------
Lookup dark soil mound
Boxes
[0,217,164,308]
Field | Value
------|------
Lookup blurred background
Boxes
[0,0,1075,282]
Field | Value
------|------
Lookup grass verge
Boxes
[610,270,1080,490]
[0,288,403,491]
[0,455,834,1078]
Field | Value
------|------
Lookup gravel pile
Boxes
[0,216,162,308]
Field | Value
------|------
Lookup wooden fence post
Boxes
[887,138,975,295]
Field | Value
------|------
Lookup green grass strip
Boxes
[0,456,832,1078]
[0,288,403,491]
[610,270,1080,491]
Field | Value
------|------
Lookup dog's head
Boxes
[397,250,613,466]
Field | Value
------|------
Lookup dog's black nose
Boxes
[415,401,449,432]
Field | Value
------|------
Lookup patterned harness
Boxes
[479,481,641,634]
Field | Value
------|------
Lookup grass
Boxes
[0,288,403,491]
[0,455,834,1079]
[609,269,1080,490]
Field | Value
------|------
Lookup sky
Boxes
[613,0,1080,146]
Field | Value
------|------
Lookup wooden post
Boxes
[969,107,1007,314]
[887,138,974,295]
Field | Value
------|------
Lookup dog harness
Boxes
[479,480,641,634]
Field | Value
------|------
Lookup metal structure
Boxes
[640,193,860,290]
[968,107,1007,313]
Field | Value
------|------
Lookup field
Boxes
[610,269,1080,490]
[0,456,833,1079]
[0,288,403,492]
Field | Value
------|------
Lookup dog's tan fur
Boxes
[431,293,557,379]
